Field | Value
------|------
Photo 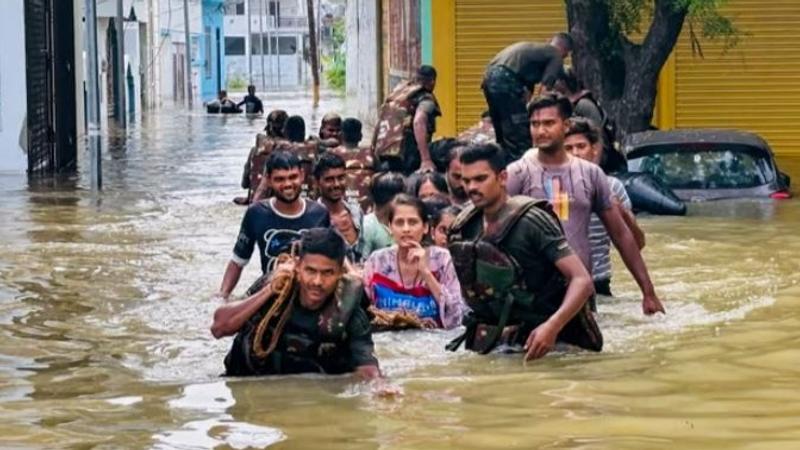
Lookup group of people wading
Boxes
[211,32,666,385]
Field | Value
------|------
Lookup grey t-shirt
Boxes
[589,176,632,281]
[506,153,613,271]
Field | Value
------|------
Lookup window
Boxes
[225,0,245,15]
[225,37,246,56]
[250,35,298,55]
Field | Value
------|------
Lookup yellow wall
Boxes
[432,0,800,155]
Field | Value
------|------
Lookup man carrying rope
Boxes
[211,228,382,380]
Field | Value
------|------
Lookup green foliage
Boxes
[227,73,247,91]
[324,17,346,92]
[603,0,739,50]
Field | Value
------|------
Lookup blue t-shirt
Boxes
[232,198,330,273]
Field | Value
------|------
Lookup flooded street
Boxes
[1,96,800,449]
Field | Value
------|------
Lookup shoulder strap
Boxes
[318,273,363,340]
[449,201,481,237]
[483,196,539,244]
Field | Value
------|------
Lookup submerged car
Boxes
[622,129,792,201]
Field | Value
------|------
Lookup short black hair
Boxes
[299,227,346,265]
[341,118,363,144]
[313,151,346,180]
[430,138,468,173]
[557,66,581,94]
[481,110,491,119]
[552,32,574,52]
[527,92,573,120]
[266,150,302,175]
[566,116,601,145]
[369,171,406,207]
[416,65,437,82]
[388,193,430,225]
[423,194,454,222]
[409,171,449,198]
[459,143,507,173]
[284,115,306,143]
[265,109,288,138]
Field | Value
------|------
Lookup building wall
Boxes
[345,0,380,125]
[223,0,308,89]
[201,0,226,101]
[158,0,203,103]
[430,0,800,156]
[0,0,27,173]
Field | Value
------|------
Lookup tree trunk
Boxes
[566,0,688,138]
[306,0,320,106]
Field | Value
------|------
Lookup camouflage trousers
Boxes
[482,65,532,162]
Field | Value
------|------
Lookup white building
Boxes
[0,0,28,173]
[156,0,204,104]
[223,0,310,90]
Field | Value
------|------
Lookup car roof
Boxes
[623,129,773,156]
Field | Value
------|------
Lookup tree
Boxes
[566,0,738,138]
[306,0,321,106]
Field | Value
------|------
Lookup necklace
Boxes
[396,250,420,289]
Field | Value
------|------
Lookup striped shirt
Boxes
[589,176,632,281]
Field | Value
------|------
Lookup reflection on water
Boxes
[1,100,800,448]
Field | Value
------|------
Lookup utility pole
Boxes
[258,0,265,90]
[306,0,319,106]
[116,0,127,126]
[247,0,253,84]
[86,0,102,189]
[183,0,193,108]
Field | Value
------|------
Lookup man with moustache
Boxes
[447,143,602,359]
[314,152,365,264]
[506,93,664,315]
[219,151,330,300]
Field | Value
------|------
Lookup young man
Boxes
[373,65,441,174]
[565,118,644,297]
[329,118,374,213]
[482,33,573,161]
[220,151,330,300]
[316,113,343,150]
[237,85,264,114]
[506,93,664,315]
[213,228,381,380]
[361,172,406,258]
[442,140,469,206]
[252,115,317,202]
[314,152,365,264]
[448,143,602,359]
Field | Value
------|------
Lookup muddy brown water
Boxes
[1,98,799,449]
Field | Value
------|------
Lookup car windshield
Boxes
[628,144,774,189]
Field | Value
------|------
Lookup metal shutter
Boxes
[454,0,567,133]
[24,0,55,174]
[675,0,800,155]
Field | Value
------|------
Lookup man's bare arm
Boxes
[211,282,273,338]
[599,207,664,315]
[220,261,244,300]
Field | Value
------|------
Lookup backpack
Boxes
[371,81,435,164]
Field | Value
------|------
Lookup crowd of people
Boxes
[210,32,666,385]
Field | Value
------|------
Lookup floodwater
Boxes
[1,95,800,449]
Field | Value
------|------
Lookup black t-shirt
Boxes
[238,95,264,114]
[232,198,330,273]
[489,42,564,89]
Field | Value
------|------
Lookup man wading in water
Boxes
[447,143,603,359]
[212,228,383,380]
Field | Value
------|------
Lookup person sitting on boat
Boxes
[362,194,465,330]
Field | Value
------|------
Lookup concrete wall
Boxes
[200,0,226,101]
[345,0,380,126]
[158,0,203,103]
[0,0,28,173]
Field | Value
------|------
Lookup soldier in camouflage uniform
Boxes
[329,118,375,213]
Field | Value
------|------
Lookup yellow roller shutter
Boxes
[454,0,567,134]
[674,0,800,155]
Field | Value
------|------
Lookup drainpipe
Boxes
[86,0,102,189]
[183,0,193,108]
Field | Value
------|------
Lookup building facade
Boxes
[424,0,800,156]
[200,0,227,101]
[223,0,310,90]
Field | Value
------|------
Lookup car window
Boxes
[628,144,773,189]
